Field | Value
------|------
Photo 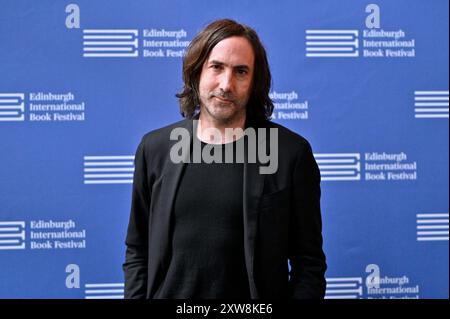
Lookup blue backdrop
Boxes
[0,0,448,299]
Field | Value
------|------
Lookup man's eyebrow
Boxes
[209,60,251,70]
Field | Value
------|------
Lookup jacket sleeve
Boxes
[288,140,327,299]
[123,139,151,299]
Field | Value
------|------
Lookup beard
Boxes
[200,89,248,126]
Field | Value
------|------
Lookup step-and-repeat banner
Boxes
[1,0,448,299]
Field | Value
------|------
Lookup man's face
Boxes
[198,36,255,125]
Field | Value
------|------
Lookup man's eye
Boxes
[211,64,222,70]
[237,69,248,75]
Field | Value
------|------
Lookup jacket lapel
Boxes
[243,124,266,298]
[152,120,192,280]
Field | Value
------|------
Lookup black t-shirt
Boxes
[154,137,250,299]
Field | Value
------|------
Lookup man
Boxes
[123,19,326,299]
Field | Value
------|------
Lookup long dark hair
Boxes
[176,19,274,122]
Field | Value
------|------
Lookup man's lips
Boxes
[213,96,233,103]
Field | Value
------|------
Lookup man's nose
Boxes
[219,70,233,92]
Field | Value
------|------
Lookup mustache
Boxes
[209,90,236,102]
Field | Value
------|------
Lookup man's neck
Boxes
[197,112,246,144]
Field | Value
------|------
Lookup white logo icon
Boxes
[314,153,361,181]
[84,155,134,184]
[416,213,449,241]
[325,277,363,299]
[305,30,359,58]
[0,94,25,122]
[414,91,449,119]
[85,282,124,299]
[83,29,139,57]
[0,221,26,250]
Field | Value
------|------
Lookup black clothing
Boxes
[123,117,327,299]
[154,140,249,298]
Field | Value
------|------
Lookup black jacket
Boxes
[123,117,327,299]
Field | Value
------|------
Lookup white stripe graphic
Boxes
[0,94,25,121]
[306,30,359,35]
[306,47,354,52]
[417,237,449,241]
[321,175,361,181]
[0,221,25,227]
[0,111,20,116]
[85,295,124,299]
[83,52,139,58]
[0,231,25,239]
[306,41,357,46]
[84,47,134,52]
[415,114,449,118]
[84,162,134,166]
[83,29,138,58]
[317,159,358,164]
[415,108,449,113]
[0,101,24,111]
[85,289,124,294]
[84,156,134,160]
[315,153,360,181]
[0,227,20,232]
[326,277,362,283]
[326,283,358,288]
[414,91,449,95]
[83,40,138,47]
[417,213,449,218]
[0,243,25,249]
[83,29,138,35]
[84,156,134,184]
[0,115,24,121]
[317,164,360,169]
[0,105,23,111]
[415,97,449,101]
[307,51,359,58]
[84,174,133,178]
[321,170,357,176]
[0,239,20,244]
[0,221,26,250]
[83,35,133,40]
[315,153,361,158]
[417,219,448,224]
[325,295,359,299]
[0,93,25,98]
[306,35,354,40]
[326,288,363,294]
[85,283,124,288]
[414,103,449,107]
[325,277,363,299]
[417,225,449,230]
[416,213,449,241]
[84,282,124,299]
[84,180,133,184]
[306,30,359,58]
[414,91,449,119]
[84,168,134,172]
[417,231,449,236]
